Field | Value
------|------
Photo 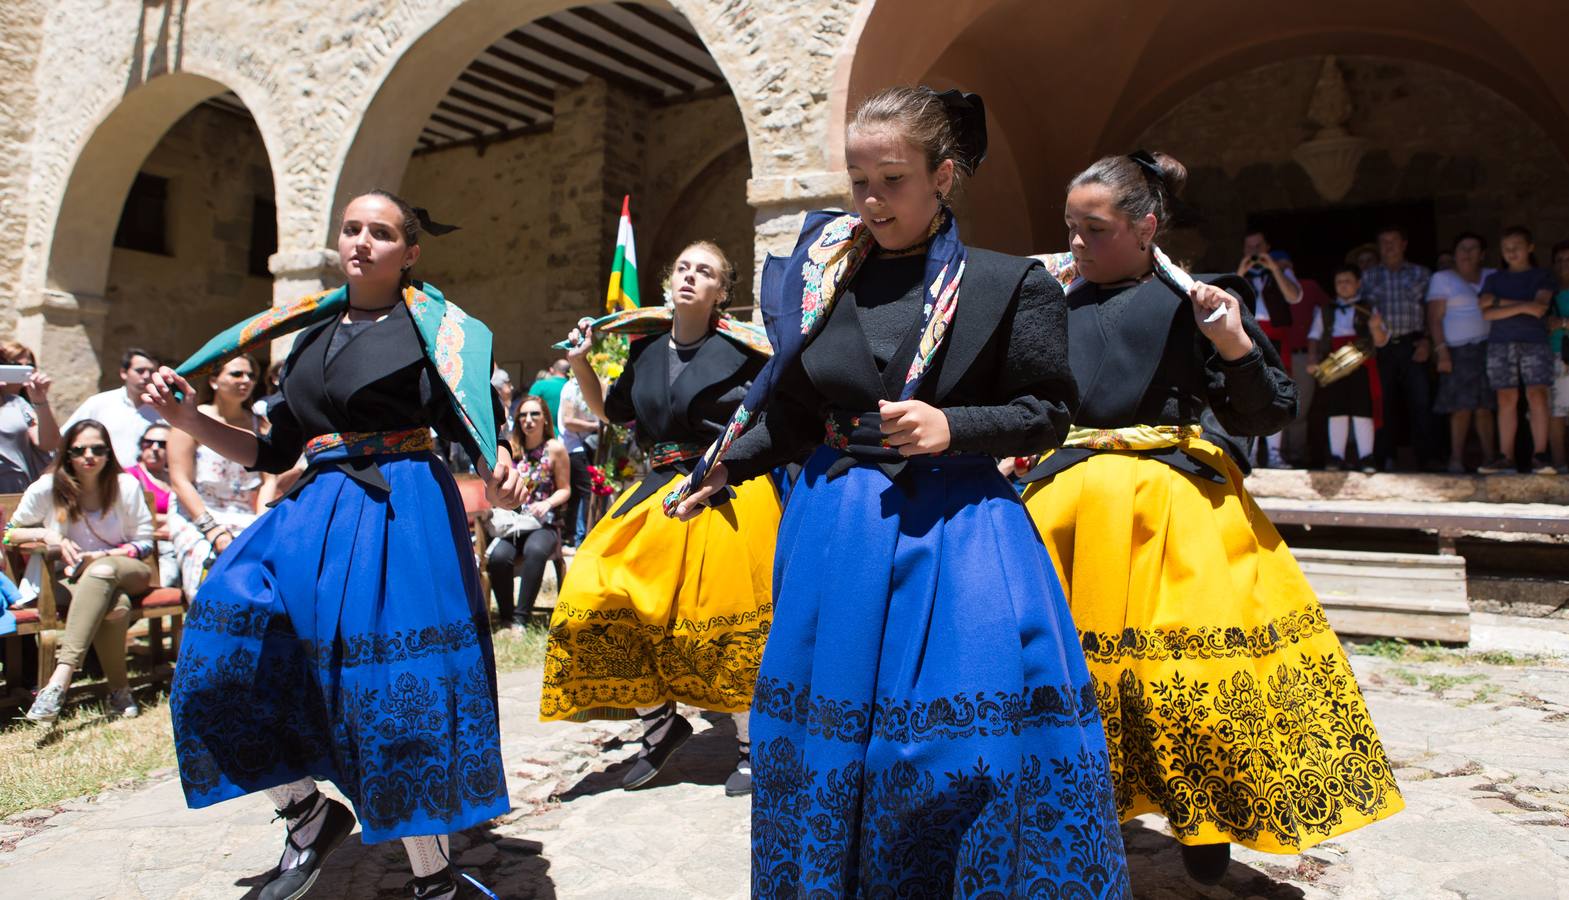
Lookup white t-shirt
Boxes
[556,378,597,455]
[5,472,154,600]
[1308,303,1364,341]
[1425,268,1495,347]
[63,389,165,468]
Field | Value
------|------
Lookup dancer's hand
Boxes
[878,399,951,456]
[565,317,595,359]
[1189,283,1253,361]
[142,367,201,430]
[486,456,526,508]
[671,462,727,521]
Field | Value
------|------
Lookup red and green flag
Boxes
[605,195,641,312]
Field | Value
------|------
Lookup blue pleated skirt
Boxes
[170,452,509,843]
[751,447,1129,898]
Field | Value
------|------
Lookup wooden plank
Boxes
[616,3,710,54]
[570,8,722,83]
[510,30,662,95]
[1322,604,1471,643]
[1259,498,1569,535]
[1289,546,1471,642]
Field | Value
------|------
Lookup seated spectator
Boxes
[1427,233,1499,472]
[5,419,155,724]
[1307,266,1390,472]
[125,423,180,586]
[1550,240,1569,471]
[493,366,515,435]
[557,372,600,547]
[62,348,164,467]
[0,568,19,637]
[251,360,286,423]
[528,358,571,423]
[167,353,275,589]
[485,395,570,628]
[1478,227,1557,474]
[0,341,61,492]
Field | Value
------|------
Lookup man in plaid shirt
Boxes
[1362,226,1436,470]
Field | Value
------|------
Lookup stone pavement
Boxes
[3,650,1568,899]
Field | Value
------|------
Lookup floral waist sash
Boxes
[1060,424,1203,452]
[303,429,435,465]
[648,441,707,470]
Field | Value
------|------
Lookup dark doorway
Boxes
[1248,199,1438,286]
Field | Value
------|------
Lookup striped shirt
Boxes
[1362,261,1432,338]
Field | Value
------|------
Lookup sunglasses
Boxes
[519,411,544,419]
[140,439,168,449]
[68,444,110,459]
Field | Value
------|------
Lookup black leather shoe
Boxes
[259,793,357,900]
[724,747,752,797]
[622,711,693,790]
[407,866,465,899]
[1179,842,1230,885]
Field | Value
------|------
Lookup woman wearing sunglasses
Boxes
[484,394,569,626]
[5,419,155,723]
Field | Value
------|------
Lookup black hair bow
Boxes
[936,90,988,176]
[412,207,461,236]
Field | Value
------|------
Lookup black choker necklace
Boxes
[671,332,708,349]
[348,301,398,313]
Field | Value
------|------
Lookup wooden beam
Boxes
[437,99,508,133]
[496,35,576,84]
[569,8,722,84]
[469,57,556,103]
[448,85,539,125]
[429,112,485,139]
[535,17,695,92]
[509,30,661,96]
[458,71,552,116]
[616,3,708,54]
[411,121,555,158]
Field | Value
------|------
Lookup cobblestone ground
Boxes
[1,650,1566,899]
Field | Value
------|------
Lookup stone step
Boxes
[1247,468,1569,505]
[1292,547,1471,643]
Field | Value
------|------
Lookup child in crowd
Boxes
[1548,240,1569,471]
[1478,226,1557,474]
[1308,266,1390,472]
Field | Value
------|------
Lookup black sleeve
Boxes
[426,366,507,466]
[1203,303,1299,437]
[720,358,825,484]
[943,266,1079,456]
[250,394,306,473]
[602,338,651,425]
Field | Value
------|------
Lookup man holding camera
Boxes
[1237,231,1303,468]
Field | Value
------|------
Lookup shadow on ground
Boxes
[1122,819,1310,898]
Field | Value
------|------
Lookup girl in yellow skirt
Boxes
[1020,151,1403,883]
[543,241,779,797]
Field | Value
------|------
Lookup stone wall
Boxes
[100,105,276,387]
[400,80,750,378]
[0,0,46,328]
[1136,55,1569,276]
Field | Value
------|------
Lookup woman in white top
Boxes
[1427,232,1499,472]
[5,419,155,723]
[167,353,275,589]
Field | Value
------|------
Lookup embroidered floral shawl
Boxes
[551,307,773,358]
[662,208,969,512]
[174,281,500,470]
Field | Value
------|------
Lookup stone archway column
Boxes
[14,289,110,408]
[265,248,342,362]
[746,170,850,310]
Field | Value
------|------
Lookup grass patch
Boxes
[1361,638,1411,661]
[1422,672,1485,695]
[1389,667,1421,686]
[491,621,551,673]
[0,689,176,819]
[1351,639,1550,668]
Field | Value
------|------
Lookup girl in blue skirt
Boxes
[145,191,526,900]
[673,87,1129,898]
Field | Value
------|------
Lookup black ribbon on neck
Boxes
[936,89,988,176]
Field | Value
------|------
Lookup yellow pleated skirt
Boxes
[540,472,780,722]
[1022,438,1403,853]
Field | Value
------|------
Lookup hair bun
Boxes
[935,90,988,176]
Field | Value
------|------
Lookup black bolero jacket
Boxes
[253,302,504,491]
[604,330,766,448]
[722,248,1078,483]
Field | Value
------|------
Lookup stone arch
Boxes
[647,137,753,303]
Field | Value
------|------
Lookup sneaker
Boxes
[1265,450,1289,469]
[1357,455,1379,475]
[622,710,694,790]
[26,683,66,725]
[1531,454,1559,475]
[724,751,753,797]
[1324,456,1344,472]
[107,688,139,719]
[1476,455,1515,475]
[259,793,357,900]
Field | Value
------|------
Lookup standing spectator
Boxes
[1477,226,1557,474]
[167,353,275,588]
[1427,233,1499,472]
[1306,267,1390,472]
[0,341,61,492]
[1362,227,1436,470]
[63,348,164,467]
[1237,231,1302,467]
[7,419,155,723]
[556,372,598,547]
[1349,243,1379,272]
[1548,240,1569,470]
[492,366,515,435]
[527,358,570,424]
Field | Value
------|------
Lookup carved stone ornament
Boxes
[1292,56,1370,203]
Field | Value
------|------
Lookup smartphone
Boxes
[0,365,34,384]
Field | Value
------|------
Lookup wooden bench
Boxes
[1291,547,1470,643]
[455,475,566,621]
[2,491,187,697]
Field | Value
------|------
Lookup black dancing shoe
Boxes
[259,792,357,900]
[1179,842,1231,885]
[724,749,753,797]
[622,710,694,790]
[407,866,473,899]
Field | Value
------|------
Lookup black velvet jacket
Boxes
[253,302,505,494]
[604,331,765,448]
[1021,275,1297,484]
[723,248,1077,483]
